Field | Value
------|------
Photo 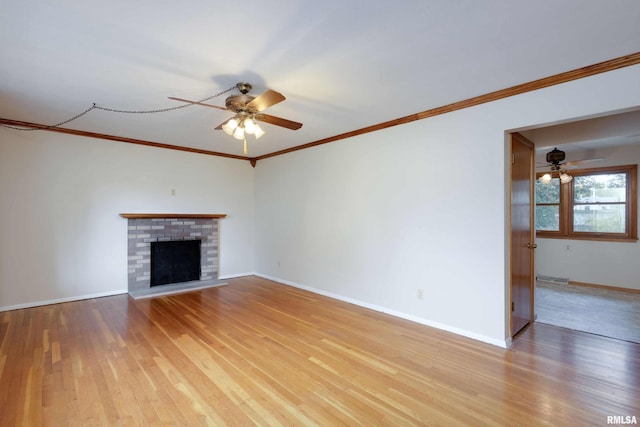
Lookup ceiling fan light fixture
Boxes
[244,117,256,135]
[560,172,573,184]
[232,126,245,140]
[254,123,265,139]
[539,173,553,184]
[222,118,238,135]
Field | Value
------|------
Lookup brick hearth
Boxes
[122,214,225,295]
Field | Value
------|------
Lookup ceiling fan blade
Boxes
[247,90,285,112]
[256,113,303,130]
[168,96,228,111]
[565,158,604,166]
[214,119,230,131]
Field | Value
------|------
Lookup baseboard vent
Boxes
[537,275,569,285]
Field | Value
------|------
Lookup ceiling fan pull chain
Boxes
[95,86,236,114]
[0,104,97,131]
[0,87,236,132]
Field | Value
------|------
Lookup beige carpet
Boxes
[535,281,640,344]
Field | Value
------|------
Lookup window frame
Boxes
[535,164,637,242]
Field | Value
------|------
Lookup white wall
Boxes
[536,144,640,290]
[2,65,639,346]
[254,64,640,347]
[0,132,255,310]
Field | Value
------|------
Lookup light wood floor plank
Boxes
[1,275,638,425]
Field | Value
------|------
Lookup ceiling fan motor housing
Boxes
[224,83,258,113]
[225,94,257,113]
[546,147,566,165]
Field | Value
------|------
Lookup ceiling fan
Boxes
[169,82,302,154]
[536,147,603,184]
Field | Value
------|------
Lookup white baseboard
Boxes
[0,289,128,312]
[255,273,510,349]
[218,272,256,280]
[0,273,254,312]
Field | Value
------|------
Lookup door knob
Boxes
[524,243,537,249]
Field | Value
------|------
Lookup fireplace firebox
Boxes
[150,240,201,286]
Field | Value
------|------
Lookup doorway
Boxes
[513,108,640,342]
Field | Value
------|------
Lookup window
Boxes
[535,164,637,241]
[535,176,560,231]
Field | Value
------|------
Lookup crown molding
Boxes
[2,51,639,166]
[0,118,251,162]
[119,213,227,219]
[254,51,640,162]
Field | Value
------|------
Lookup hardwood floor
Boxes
[1,276,638,426]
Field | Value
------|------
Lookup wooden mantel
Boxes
[119,213,227,219]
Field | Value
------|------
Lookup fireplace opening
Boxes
[150,240,201,286]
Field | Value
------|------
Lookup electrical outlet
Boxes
[171,188,176,196]
[565,244,570,252]
[417,289,424,300]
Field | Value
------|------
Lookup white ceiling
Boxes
[1,1,640,158]
[527,108,640,166]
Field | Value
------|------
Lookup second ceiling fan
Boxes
[169,82,303,154]
[537,147,603,184]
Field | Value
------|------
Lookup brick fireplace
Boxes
[121,214,226,298]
